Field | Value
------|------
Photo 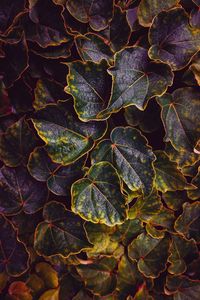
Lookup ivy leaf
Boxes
[71,161,127,226]
[168,234,198,276]
[0,118,38,167]
[174,202,200,242]
[66,0,113,31]
[32,101,107,165]
[128,233,169,278]
[28,146,85,196]
[149,7,200,70]
[162,191,188,211]
[0,215,29,276]
[34,201,92,257]
[0,166,48,215]
[188,169,200,200]
[91,127,156,196]
[66,60,111,121]
[154,151,195,192]
[157,88,200,152]
[137,0,179,27]
[98,46,173,118]
[75,33,113,64]
[165,275,200,300]
[76,257,117,296]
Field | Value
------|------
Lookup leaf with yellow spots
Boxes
[154,151,195,193]
[149,7,200,70]
[32,101,107,165]
[76,256,117,296]
[65,59,111,121]
[91,127,156,196]
[157,88,200,152]
[97,46,173,118]
[71,161,127,226]
[128,232,170,278]
[34,201,92,257]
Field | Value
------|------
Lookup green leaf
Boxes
[34,201,92,257]
[162,191,188,211]
[66,0,113,31]
[168,234,198,275]
[76,257,117,296]
[98,46,173,118]
[32,101,107,165]
[157,88,200,152]
[71,161,127,226]
[138,0,179,27]
[91,127,156,196]
[65,60,111,121]
[128,233,169,278]
[149,7,200,70]
[0,118,38,167]
[188,169,200,200]
[75,33,113,63]
[174,202,200,242]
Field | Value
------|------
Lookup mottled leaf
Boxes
[34,201,92,257]
[188,168,200,200]
[162,191,188,211]
[91,127,156,195]
[149,7,200,70]
[0,166,48,215]
[71,162,127,226]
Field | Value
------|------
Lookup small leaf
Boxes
[0,118,38,167]
[149,7,200,70]
[35,262,58,289]
[162,191,188,211]
[76,256,117,296]
[34,201,92,257]
[91,127,156,195]
[71,161,127,226]
[8,281,32,300]
[128,233,169,278]
[188,169,200,200]
[39,289,59,300]
[157,88,200,151]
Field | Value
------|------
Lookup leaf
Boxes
[34,201,91,257]
[0,118,38,167]
[66,0,113,31]
[76,256,117,296]
[91,127,156,196]
[35,262,58,289]
[75,33,113,63]
[128,233,169,278]
[162,191,188,211]
[65,59,111,121]
[32,101,107,165]
[71,161,127,226]
[0,166,48,215]
[174,202,200,242]
[137,0,179,27]
[149,7,200,70]
[98,46,173,118]
[188,168,200,200]
[114,219,144,246]
[28,146,85,196]
[168,234,198,275]
[0,215,29,276]
[39,289,59,300]
[8,281,32,300]
[157,88,200,152]
[165,275,200,300]
[59,273,82,300]
[154,151,195,192]
[190,5,200,29]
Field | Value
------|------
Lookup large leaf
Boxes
[98,46,173,118]
[28,146,85,196]
[34,201,92,257]
[91,127,156,195]
[76,257,117,296]
[0,166,48,215]
[66,60,111,121]
[71,161,127,226]
[174,202,200,242]
[0,118,38,167]
[137,0,179,27]
[154,151,195,192]
[66,0,113,31]
[157,88,200,152]
[0,215,29,276]
[32,101,107,165]
[128,233,169,278]
[149,7,200,70]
